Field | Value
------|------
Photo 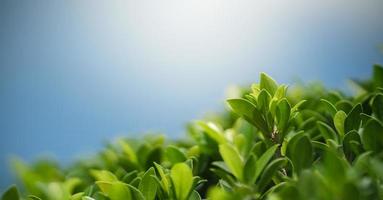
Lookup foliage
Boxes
[2,64,383,200]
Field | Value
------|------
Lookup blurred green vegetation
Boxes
[2,65,383,200]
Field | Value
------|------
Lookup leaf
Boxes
[320,99,338,117]
[373,64,383,88]
[126,184,145,200]
[257,158,288,192]
[317,121,338,142]
[345,104,363,133]
[274,85,288,99]
[372,94,383,121]
[165,145,187,165]
[254,144,279,182]
[260,73,278,95]
[333,110,347,137]
[28,195,42,200]
[335,100,353,114]
[96,181,132,200]
[154,162,170,194]
[276,98,291,134]
[188,190,202,200]
[227,98,269,134]
[138,167,157,200]
[243,154,257,184]
[118,140,138,164]
[90,170,118,182]
[1,185,20,200]
[258,89,272,113]
[197,121,226,144]
[343,131,362,161]
[170,163,194,200]
[219,144,244,181]
[287,135,312,174]
[291,100,306,113]
[361,119,383,152]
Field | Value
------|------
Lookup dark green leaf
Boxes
[345,104,363,133]
[1,185,19,200]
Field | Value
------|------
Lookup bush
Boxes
[2,65,383,200]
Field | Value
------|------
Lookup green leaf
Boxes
[372,94,383,121]
[344,104,363,133]
[333,110,347,137]
[126,184,145,200]
[274,85,288,99]
[243,154,257,184]
[1,185,20,200]
[320,99,338,117]
[373,64,383,88]
[154,162,170,194]
[287,135,312,174]
[260,73,278,95]
[138,167,157,200]
[343,131,362,161]
[317,121,338,142]
[291,100,306,113]
[96,181,132,200]
[170,163,194,200]
[197,121,226,144]
[227,98,269,134]
[335,100,353,114]
[276,98,291,134]
[188,190,202,200]
[90,170,118,182]
[254,144,279,182]
[165,145,187,165]
[361,119,383,152]
[258,89,272,113]
[28,195,42,200]
[219,144,244,181]
[118,140,138,164]
[257,158,288,192]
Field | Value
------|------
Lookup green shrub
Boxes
[2,65,383,200]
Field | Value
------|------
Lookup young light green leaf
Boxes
[118,140,138,164]
[333,110,347,137]
[276,98,291,134]
[258,89,272,113]
[96,181,132,200]
[154,162,170,194]
[165,145,187,164]
[90,170,118,182]
[138,167,157,200]
[227,99,269,134]
[260,73,278,95]
[170,163,194,200]
[197,121,226,144]
[219,144,244,181]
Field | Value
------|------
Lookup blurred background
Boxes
[0,0,382,189]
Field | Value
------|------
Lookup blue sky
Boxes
[0,0,383,188]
